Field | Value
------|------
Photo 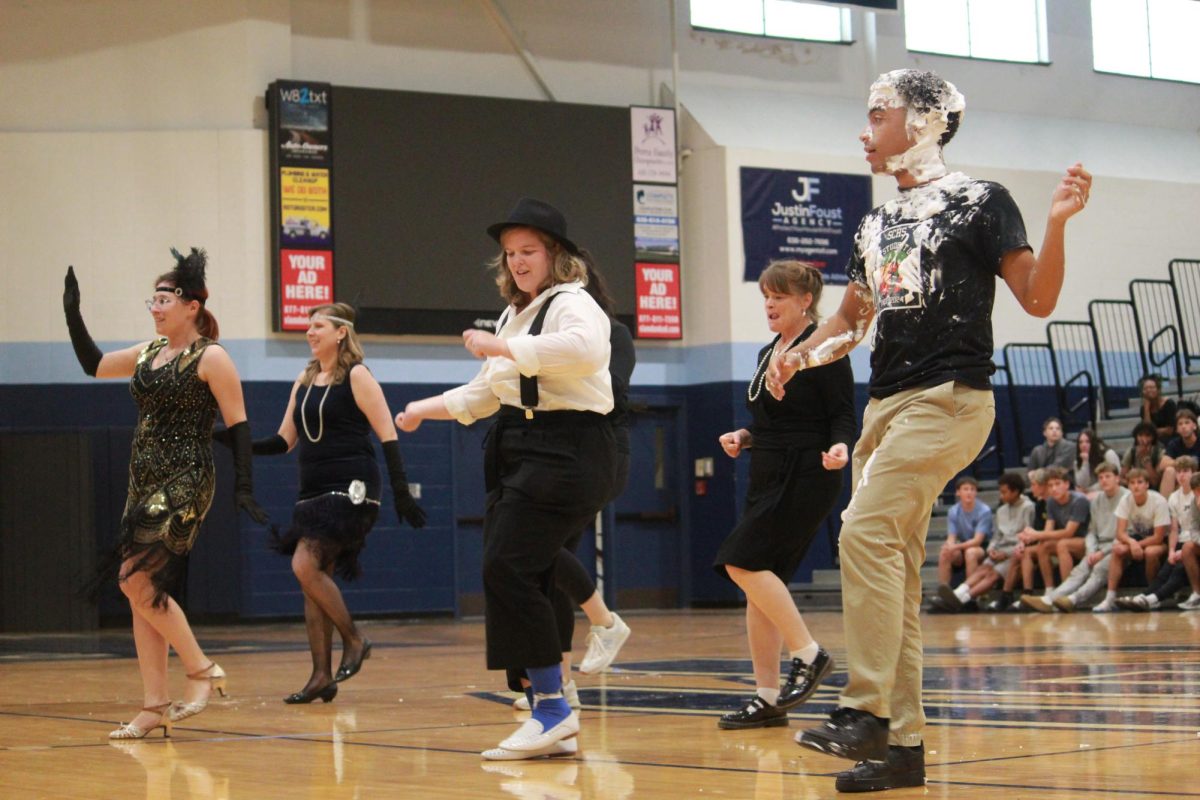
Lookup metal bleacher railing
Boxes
[1130,278,1184,389]
[1088,298,1143,418]
[994,256,1200,471]
[1047,320,1100,432]
[1168,259,1200,375]
[999,342,1055,458]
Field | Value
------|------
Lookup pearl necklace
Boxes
[747,337,789,403]
[300,376,333,443]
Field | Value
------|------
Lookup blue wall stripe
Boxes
[5,340,886,385]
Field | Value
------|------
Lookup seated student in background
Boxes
[937,472,1032,613]
[1026,417,1075,481]
[1140,374,1177,444]
[1022,462,1128,613]
[1093,467,1170,612]
[1122,421,1172,494]
[1017,467,1090,598]
[1119,458,1200,611]
[1006,469,1050,612]
[1073,428,1120,499]
[935,476,993,591]
[1161,409,1200,493]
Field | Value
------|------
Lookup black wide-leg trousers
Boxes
[482,409,616,689]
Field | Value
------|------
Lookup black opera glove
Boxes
[229,421,270,524]
[213,428,288,455]
[63,266,102,377]
[382,439,427,529]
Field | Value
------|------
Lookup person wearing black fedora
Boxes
[485,197,581,255]
[397,198,617,760]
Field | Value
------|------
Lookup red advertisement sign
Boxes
[635,262,682,339]
[280,249,334,331]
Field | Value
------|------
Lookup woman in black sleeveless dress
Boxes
[714,261,856,730]
[62,249,267,739]
[249,302,426,703]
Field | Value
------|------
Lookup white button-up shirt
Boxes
[443,281,613,424]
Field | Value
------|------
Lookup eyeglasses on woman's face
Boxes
[145,296,177,312]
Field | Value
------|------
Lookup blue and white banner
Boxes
[633,184,679,261]
[740,167,872,285]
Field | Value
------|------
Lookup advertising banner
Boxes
[740,167,871,284]
[635,262,682,339]
[280,167,332,248]
[270,80,334,332]
[276,82,331,165]
[633,184,679,262]
[280,249,334,331]
[630,106,677,184]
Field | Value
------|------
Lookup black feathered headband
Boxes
[156,247,208,302]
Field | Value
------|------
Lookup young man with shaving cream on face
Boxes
[767,69,1092,793]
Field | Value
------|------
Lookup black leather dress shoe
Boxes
[936,584,964,612]
[776,648,833,710]
[796,707,889,762]
[718,696,788,729]
[835,744,926,793]
[335,638,372,683]
[283,681,338,704]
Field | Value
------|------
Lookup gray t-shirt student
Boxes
[1045,491,1090,536]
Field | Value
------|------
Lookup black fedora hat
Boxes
[486,197,580,255]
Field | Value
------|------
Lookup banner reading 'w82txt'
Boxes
[269,80,335,332]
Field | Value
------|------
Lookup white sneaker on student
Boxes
[579,614,631,674]
[1092,597,1118,613]
[512,680,581,711]
[1179,594,1200,611]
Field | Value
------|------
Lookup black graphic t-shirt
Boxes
[845,173,1030,399]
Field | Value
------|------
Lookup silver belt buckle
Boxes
[348,479,367,505]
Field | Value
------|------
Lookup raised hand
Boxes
[64,265,81,312]
[1049,162,1092,223]
[63,265,103,376]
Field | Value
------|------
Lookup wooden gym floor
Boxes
[0,609,1196,799]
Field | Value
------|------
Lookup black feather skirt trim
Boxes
[85,522,188,610]
[271,493,380,581]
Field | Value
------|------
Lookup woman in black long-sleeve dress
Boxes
[714,260,857,730]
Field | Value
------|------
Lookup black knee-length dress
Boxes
[273,365,381,580]
[714,324,857,583]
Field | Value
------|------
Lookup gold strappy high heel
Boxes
[168,662,227,722]
[109,702,174,739]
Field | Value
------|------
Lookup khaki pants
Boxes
[839,381,994,746]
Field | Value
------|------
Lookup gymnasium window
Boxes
[903,0,1049,64]
[689,0,853,44]
[1091,0,1200,85]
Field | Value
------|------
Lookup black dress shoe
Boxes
[284,682,338,704]
[796,707,889,762]
[718,696,788,729]
[835,744,926,793]
[983,593,1012,612]
[335,638,372,683]
[777,648,833,710]
[936,584,964,612]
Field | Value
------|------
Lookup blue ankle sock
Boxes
[526,665,570,729]
[523,686,534,708]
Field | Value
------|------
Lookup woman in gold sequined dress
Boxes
[63,249,267,740]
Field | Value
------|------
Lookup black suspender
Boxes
[498,292,560,418]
